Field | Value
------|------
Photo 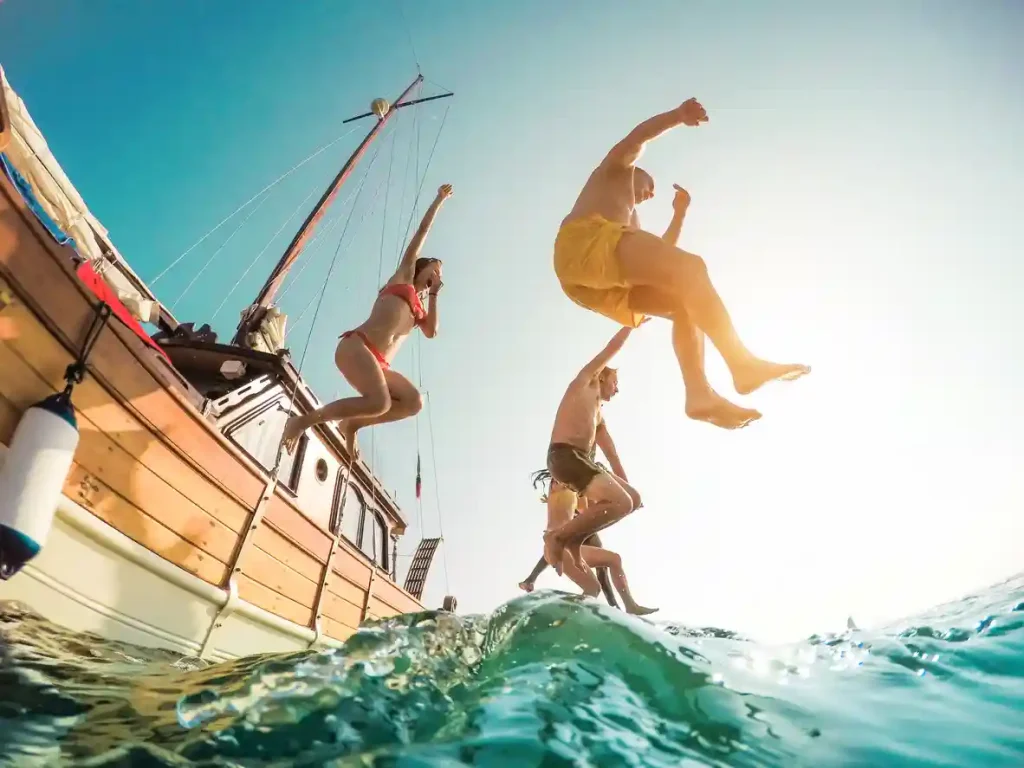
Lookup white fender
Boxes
[0,391,79,580]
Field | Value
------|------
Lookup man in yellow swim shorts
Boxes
[554,97,811,428]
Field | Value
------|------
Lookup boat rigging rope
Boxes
[269,121,392,475]
[395,0,422,74]
[149,123,362,286]
[425,390,450,594]
[392,81,422,276]
[287,146,395,335]
[397,105,450,255]
[275,181,368,305]
[170,190,272,311]
[210,187,317,323]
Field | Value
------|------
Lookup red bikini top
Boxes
[379,283,427,324]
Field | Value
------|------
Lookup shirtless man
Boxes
[522,468,656,616]
[542,326,653,579]
[553,97,809,428]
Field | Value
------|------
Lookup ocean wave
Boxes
[1,575,1022,766]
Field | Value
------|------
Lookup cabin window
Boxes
[360,511,388,571]
[339,487,363,545]
[226,400,304,488]
[315,458,329,483]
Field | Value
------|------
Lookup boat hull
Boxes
[0,165,426,660]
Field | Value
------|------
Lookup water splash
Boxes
[1,576,1023,766]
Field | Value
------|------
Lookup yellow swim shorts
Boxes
[553,214,645,328]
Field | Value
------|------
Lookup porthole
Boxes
[315,458,329,483]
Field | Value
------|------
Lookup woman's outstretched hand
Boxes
[437,183,454,200]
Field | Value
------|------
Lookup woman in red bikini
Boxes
[282,184,453,458]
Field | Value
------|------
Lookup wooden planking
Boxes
[326,573,366,608]
[322,616,357,643]
[0,338,239,566]
[0,389,20,444]
[265,496,332,562]
[320,590,364,629]
[251,525,324,584]
[236,574,313,628]
[239,546,318,609]
[368,577,423,618]
[0,192,265,510]
[0,302,250,532]
[64,463,228,585]
[330,539,373,589]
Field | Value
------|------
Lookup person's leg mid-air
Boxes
[553,98,808,426]
[628,288,761,429]
[282,333,393,455]
[520,474,621,608]
[615,230,809,396]
[578,543,657,616]
[518,555,547,594]
[542,444,637,574]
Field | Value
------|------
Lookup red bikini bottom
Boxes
[339,330,390,370]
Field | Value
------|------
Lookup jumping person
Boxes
[553,98,809,428]
[522,469,656,616]
[519,468,618,608]
[541,326,652,579]
[282,184,453,457]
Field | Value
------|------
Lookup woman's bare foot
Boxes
[338,419,361,460]
[518,581,535,593]
[732,359,811,396]
[542,530,566,575]
[685,390,762,430]
[627,604,660,617]
[281,416,304,455]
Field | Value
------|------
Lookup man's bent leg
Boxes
[595,568,618,608]
[629,287,760,429]
[581,545,658,616]
[584,533,619,607]
[544,473,633,575]
[560,550,603,598]
[616,229,809,395]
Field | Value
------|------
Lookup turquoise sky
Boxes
[3,0,1022,640]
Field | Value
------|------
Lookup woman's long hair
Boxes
[531,461,608,502]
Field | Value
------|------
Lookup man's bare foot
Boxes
[685,390,762,430]
[543,531,566,575]
[281,416,304,456]
[338,419,361,460]
[627,604,660,617]
[733,359,811,396]
[518,581,535,593]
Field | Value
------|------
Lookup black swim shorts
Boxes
[547,442,603,494]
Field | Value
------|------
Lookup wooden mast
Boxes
[234,73,450,347]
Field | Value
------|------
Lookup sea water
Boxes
[1,575,1022,766]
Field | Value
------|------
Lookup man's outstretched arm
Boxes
[577,326,634,382]
[603,98,708,168]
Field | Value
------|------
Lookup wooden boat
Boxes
[0,68,453,661]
